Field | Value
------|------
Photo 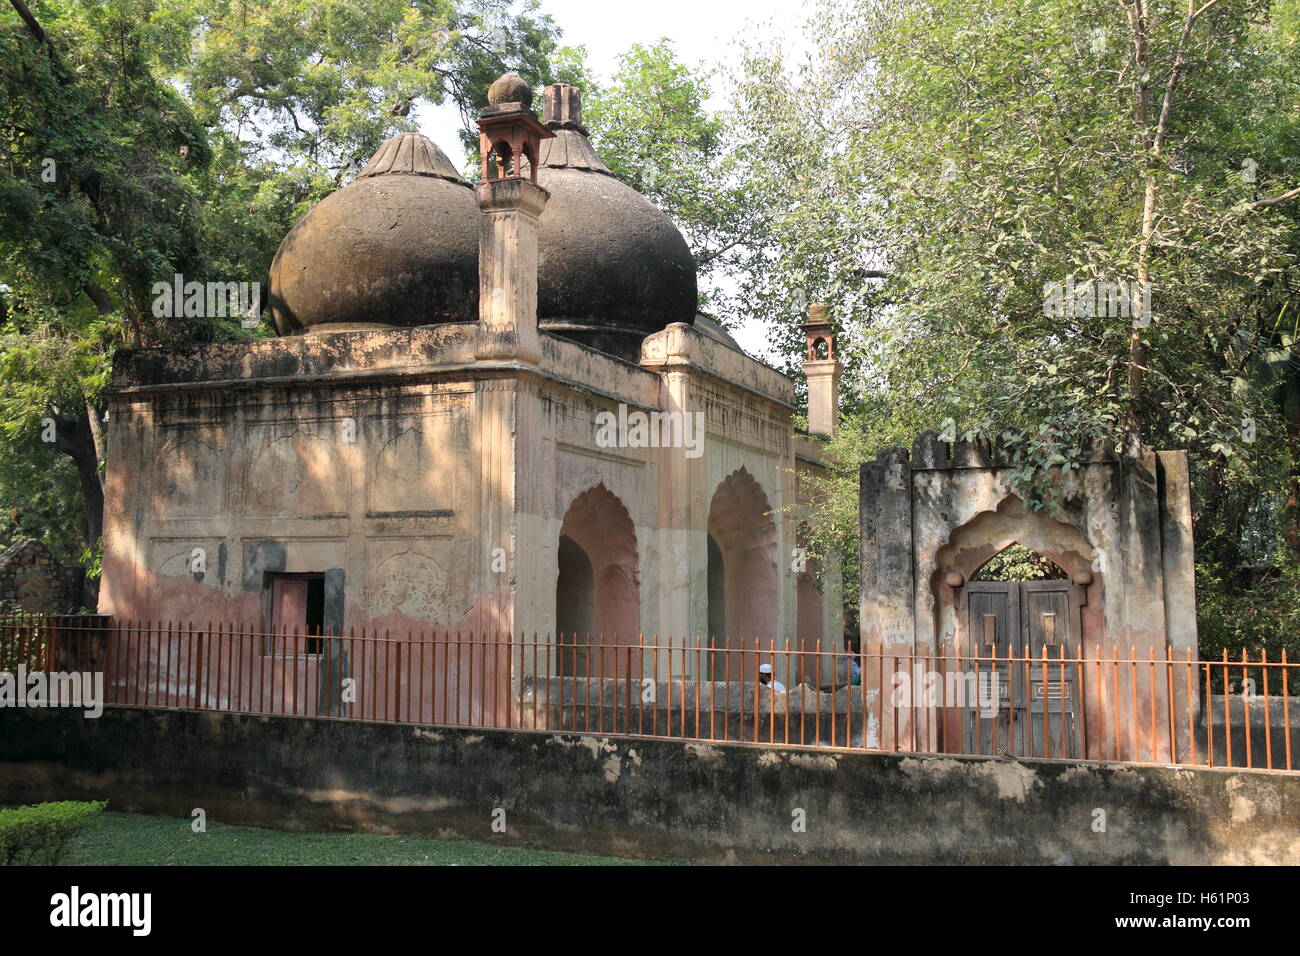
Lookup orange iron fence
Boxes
[1,614,1294,771]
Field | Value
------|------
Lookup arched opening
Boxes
[489,139,514,178]
[520,141,537,180]
[972,543,1068,581]
[934,499,1094,759]
[932,495,1095,660]
[706,467,778,681]
[706,534,725,677]
[556,483,640,677]
[556,535,593,677]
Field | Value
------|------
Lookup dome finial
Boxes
[478,74,553,184]
[542,83,585,133]
[354,131,462,182]
[487,73,532,108]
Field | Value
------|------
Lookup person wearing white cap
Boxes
[758,663,786,693]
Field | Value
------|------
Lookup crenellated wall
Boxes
[859,432,1197,761]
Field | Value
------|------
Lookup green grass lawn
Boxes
[62,811,671,866]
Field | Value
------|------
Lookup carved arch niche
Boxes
[932,494,1100,658]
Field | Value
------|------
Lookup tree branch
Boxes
[1251,185,1300,210]
[7,0,66,78]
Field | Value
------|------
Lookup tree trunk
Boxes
[1284,376,1300,562]
[1127,0,1153,429]
[54,404,104,609]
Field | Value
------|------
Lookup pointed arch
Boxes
[932,493,1100,661]
[933,494,1094,591]
[707,466,779,680]
[556,483,640,675]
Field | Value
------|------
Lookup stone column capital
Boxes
[475,178,550,218]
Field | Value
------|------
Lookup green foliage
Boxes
[1,0,218,568]
[1,0,212,342]
[739,0,1300,629]
[971,544,1067,581]
[171,0,564,277]
[1197,562,1300,663]
[582,40,759,317]
[0,443,86,564]
[0,800,107,866]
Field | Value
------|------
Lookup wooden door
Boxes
[962,580,1080,758]
[270,576,308,653]
[1020,581,1080,759]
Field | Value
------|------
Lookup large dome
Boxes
[535,84,697,362]
[268,133,479,334]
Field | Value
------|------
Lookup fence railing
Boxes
[1,614,1295,771]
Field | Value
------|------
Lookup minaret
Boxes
[475,73,554,363]
[801,303,841,437]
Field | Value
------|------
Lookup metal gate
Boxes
[961,580,1082,758]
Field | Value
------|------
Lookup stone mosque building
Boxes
[98,76,843,721]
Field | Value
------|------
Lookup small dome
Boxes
[536,84,697,362]
[487,73,532,107]
[268,132,478,334]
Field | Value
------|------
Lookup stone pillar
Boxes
[804,360,840,438]
[1116,444,1171,760]
[801,303,841,438]
[475,178,549,364]
[1118,445,1168,652]
[658,364,698,678]
[1158,449,1198,763]
[859,446,915,750]
[1157,450,1197,655]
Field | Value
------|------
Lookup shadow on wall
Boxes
[556,483,640,676]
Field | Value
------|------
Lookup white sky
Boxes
[415,0,814,361]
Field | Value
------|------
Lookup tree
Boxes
[582,40,765,317]
[171,0,566,298]
[1,0,213,581]
[729,0,1300,634]
[0,0,566,588]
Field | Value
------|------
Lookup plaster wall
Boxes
[99,320,837,724]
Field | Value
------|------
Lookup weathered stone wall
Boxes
[516,679,1300,762]
[102,324,524,724]
[101,317,836,704]
[1203,695,1300,770]
[859,435,1197,761]
[2,706,1297,864]
[860,435,1195,660]
[0,539,84,613]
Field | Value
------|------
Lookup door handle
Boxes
[982,614,997,656]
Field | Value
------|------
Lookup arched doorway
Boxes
[962,543,1080,757]
[706,467,778,681]
[556,535,594,677]
[933,497,1097,761]
[556,484,640,678]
